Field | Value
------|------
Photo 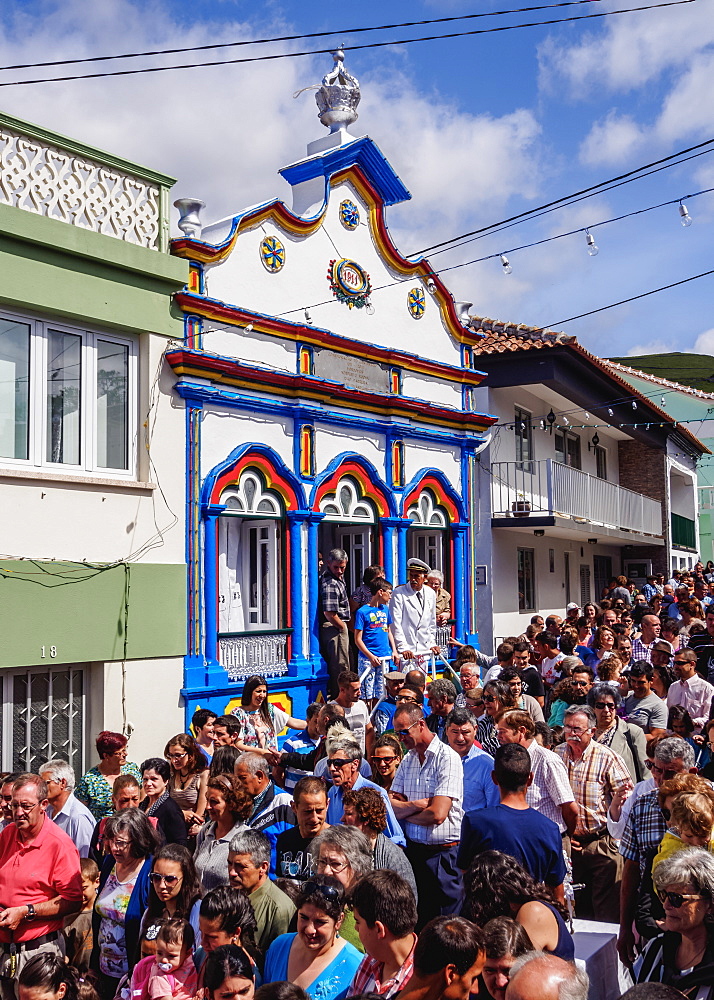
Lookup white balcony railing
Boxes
[218,632,289,681]
[699,487,714,511]
[0,112,172,250]
[491,460,662,536]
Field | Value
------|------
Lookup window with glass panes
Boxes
[555,429,581,470]
[514,407,533,470]
[0,312,135,475]
[517,547,536,611]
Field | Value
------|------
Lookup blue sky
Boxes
[0,0,712,359]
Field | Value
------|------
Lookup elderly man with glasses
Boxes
[389,705,464,929]
[617,736,700,967]
[324,740,404,846]
[555,705,631,923]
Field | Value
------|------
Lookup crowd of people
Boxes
[4,560,714,1000]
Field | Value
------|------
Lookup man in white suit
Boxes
[390,558,440,664]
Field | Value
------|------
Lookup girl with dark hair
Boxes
[232,676,307,756]
[141,844,202,954]
[210,747,242,779]
[91,809,160,997]
[164,735,208,840]
[462,851,574,961]
[264,877,361,1000]
[203,945,255,1000]
[76,731,142,821]
[140,759,188,847]
[369,734,402,792]
[19,953,100,1000]
[197,885,262,975]
[477,681,517,757]
[652,664,677,700]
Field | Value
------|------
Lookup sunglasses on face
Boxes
[303,880,342,903]
[571,680,589,687]
[370,755,398,764]
[328,758,357,769]
[482,696,497,704]
[149,873,182,886]
[646,761,678,779]
[395,719,422,737]
[657,890,704,908]
[594,702,616,710]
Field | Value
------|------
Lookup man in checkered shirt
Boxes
[630,615,661,664]
[389,703,463,929]
[318,548,351,697]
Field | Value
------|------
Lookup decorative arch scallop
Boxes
[310,454,396,517]
[400,470,464,523]
[202,443,307,513]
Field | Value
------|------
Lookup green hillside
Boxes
[608,352,714,393]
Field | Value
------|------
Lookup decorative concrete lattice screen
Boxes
[0,122,163,249]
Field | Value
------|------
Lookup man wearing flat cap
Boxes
[389,559,440,666]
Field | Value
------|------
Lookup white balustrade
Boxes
[0,118,165,249]
[218,633,289,681]
[491,460,662,536]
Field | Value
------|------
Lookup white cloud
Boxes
[0,0,543,259]
[693,329,714,356]
[579,112,647,167]
[624,339,678,356]
[539,2,714,98]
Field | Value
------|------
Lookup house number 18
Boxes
[40,646,57,658]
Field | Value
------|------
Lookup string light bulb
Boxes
[679,202,693,227]
[500,255,512,275]
[585,230,599,256]
[304,308,312,324]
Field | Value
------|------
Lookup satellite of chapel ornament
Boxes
[339,199,360,229]
[328,258,372,309]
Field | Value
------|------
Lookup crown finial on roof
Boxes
[315,49,361,133]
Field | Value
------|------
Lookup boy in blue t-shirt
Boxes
[354,577,399,706]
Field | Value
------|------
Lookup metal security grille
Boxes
[1,667,85,777]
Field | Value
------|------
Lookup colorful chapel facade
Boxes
[169,56,496,722]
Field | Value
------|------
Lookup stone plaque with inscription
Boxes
[313,347,391,394]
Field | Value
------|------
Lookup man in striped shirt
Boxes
[555,704,630,923]
[630,615,662,664]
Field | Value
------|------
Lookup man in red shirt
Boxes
[0,773,83,998]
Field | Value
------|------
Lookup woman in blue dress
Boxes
[264,878,361,1000]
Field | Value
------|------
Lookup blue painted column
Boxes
[203,512,220,675]
[306,512,326,663]
[451,522,468,643]
[395,519,410,585]
[287,511,311,670]
[380,517,401,584]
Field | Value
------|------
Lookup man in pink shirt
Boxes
[0,773,83,998]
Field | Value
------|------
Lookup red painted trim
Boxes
[210,451,300,508]
[402,474,461,521]
[167,349,497,433]
[173,293,486,384]
[314,459,391,517]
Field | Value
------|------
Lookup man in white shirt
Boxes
[389,703,464,929]
[667,647,714,732]
[39,758,95,858]
[329,670,374,755]
[389,559,440,667]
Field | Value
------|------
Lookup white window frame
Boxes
[242,519,279,630]
[338,525,373,596]
[0,307,137,478]
[409,529,444,572]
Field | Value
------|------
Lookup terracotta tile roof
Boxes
[467,316,710,455]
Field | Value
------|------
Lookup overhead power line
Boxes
[0,0,694,88]
[0,0,616,71]
[541,267,714,329]
[412,135,714,257]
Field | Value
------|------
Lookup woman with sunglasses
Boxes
[369,734,402,792]
[140,844,202,955]
[164,734,209,841]
[139,758,188,847]
[587,683,648,784]
[477,680,517,757]
[264,876,362,1000]
[635,848,714,996]
[581,627,617,671]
